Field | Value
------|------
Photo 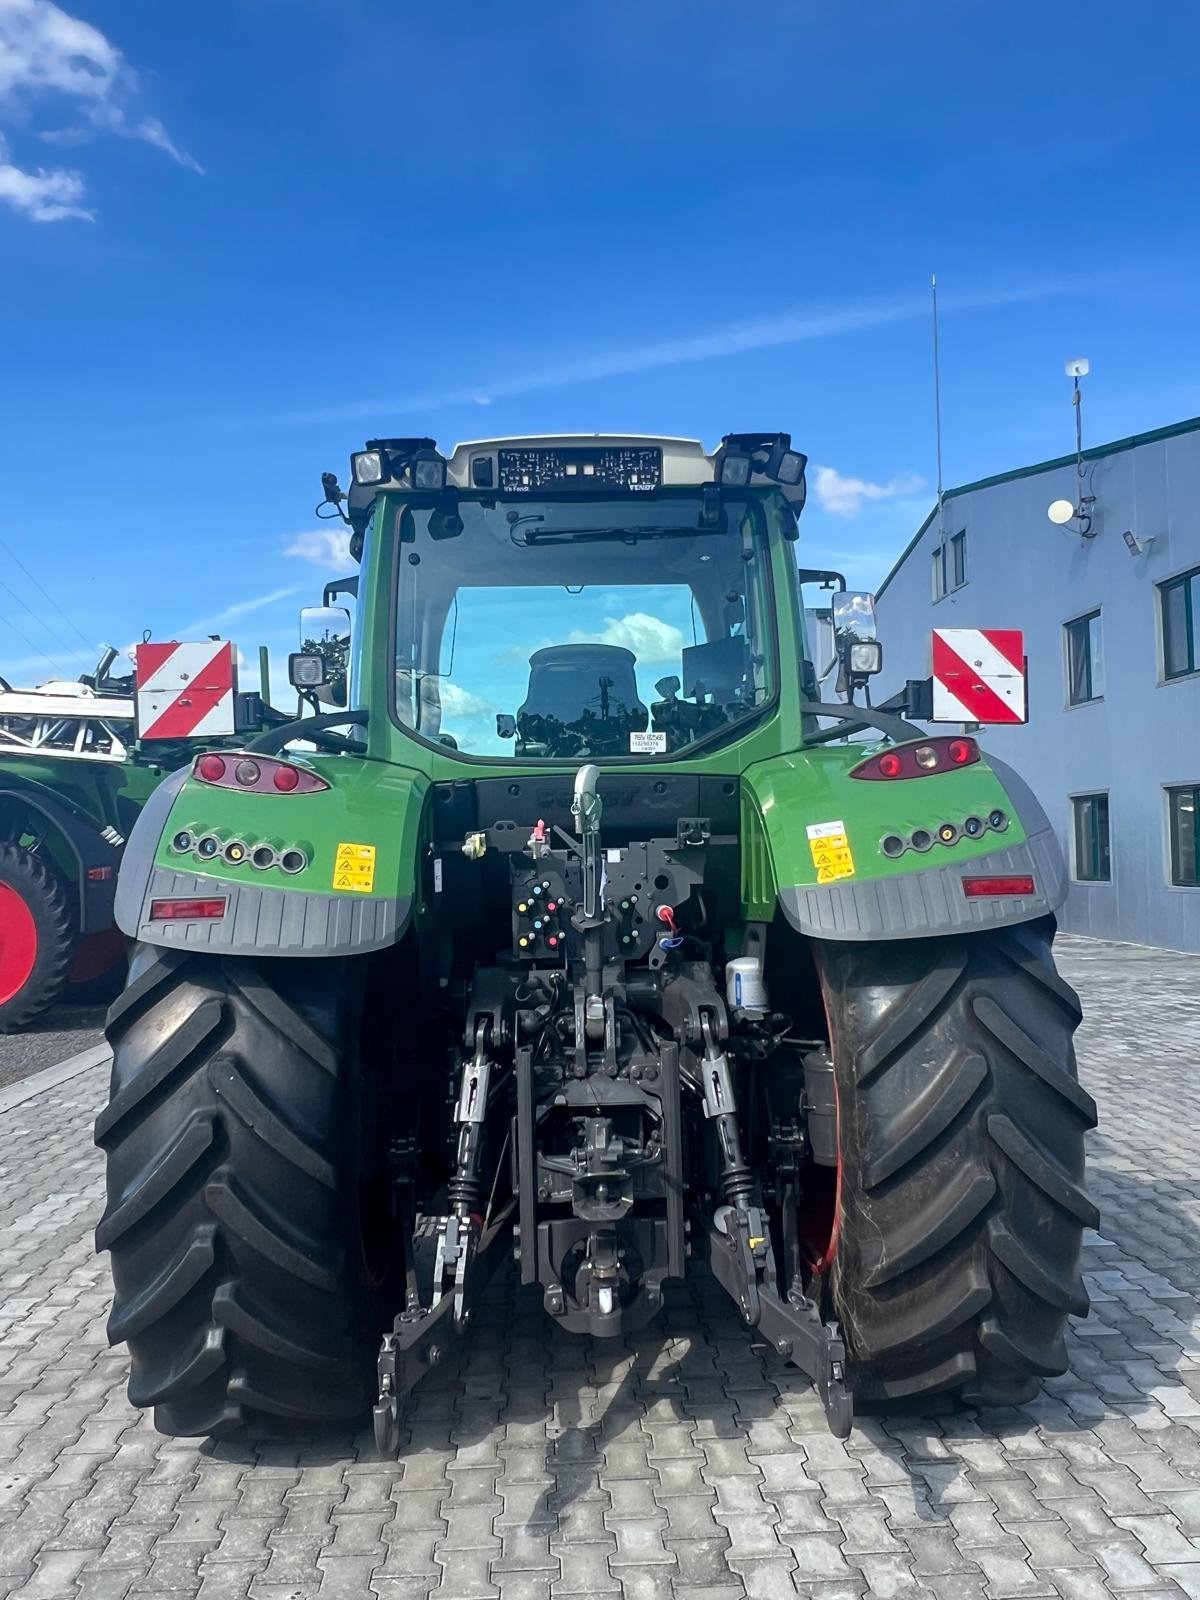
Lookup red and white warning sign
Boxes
[931,628,1027,725]
[135,640,237,740]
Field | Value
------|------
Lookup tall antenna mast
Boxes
[931,273,946,539]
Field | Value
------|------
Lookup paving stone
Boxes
[4,939,1200,1600]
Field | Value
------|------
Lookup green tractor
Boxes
[95,433,1096,1442]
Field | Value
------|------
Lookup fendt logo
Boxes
[931,628,1027,725]
[135,640,237,741]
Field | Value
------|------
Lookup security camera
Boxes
[1122,530,1155,556]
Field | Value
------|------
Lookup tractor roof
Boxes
[444,434,714,487]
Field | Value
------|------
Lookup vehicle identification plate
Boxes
[333,841,376,893]
[629,730,667,753]
[806,819,855,884]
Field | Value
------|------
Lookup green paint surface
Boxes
[140,483,1039,919]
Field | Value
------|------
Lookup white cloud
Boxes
[434,681,493,717]
[0,136,89,218]
[571,612,685,662]
[285,528,354,572]
[811,465,925,518]
[0,0,118,99]
[0,0,200,220]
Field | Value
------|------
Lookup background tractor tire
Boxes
[816,917,1097,1409]
[96,944,377,1437]
[0,842,74,1032]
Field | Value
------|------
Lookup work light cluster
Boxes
[880,807,1009,859]
[169,828,309,875]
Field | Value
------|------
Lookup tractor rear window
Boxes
[389,494,774,759]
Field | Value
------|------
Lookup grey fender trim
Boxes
[123,865,412,957]
[114,765,191,936]
[779,758,1067,941]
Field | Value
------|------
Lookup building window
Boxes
[931,532,967,600]
[1167,785,1200,887]
[950,530,967,589]
[1160,566,1199,680]
[1072,793,1111,882]
[1065,610,1103,705]
[932,545,947,600]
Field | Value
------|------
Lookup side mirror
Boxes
[298,604,351,708]
[831,589,879,645]
[496,713,516,739]
[832,590,882,700]
[654,675,681,701]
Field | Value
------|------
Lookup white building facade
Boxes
[875,416,1200,953]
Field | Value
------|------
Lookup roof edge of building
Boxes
[876,412,1200,601]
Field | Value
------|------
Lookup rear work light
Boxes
[962,876,1036,898]
[149,897,227,921]
[850,736,980,780]
[192,752,328,794]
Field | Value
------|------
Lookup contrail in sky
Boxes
[269,273,1107,428]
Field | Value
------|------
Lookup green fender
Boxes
[741,746,1066,940]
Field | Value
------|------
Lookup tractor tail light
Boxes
[150,897,228,921]
[850,736,981,780]
[192,752,328,794]
[962,876,1036,898]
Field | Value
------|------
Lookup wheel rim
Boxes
[0,883,38,1005]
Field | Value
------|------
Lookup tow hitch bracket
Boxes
[700,1215,854,1438]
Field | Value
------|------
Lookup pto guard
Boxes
[767,754,1066,941]
[113,762,417,958]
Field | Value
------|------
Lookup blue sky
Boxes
[0,0,1197,696]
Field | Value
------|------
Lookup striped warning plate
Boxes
[931,628,1027,724]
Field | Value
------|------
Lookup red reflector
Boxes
[273,764,300,792]
[878,752,903,778]
[87,866,114,881]
[149,897,227,921]
[197,754,226,783]
[962,876,1036,898]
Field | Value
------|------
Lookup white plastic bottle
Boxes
[725,956,767,1016]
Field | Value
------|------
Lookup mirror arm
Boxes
[323,576,360,606]
[796,567,847,591]
[243,708,369,755]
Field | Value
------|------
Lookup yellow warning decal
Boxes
[806,819,856,885]
[332,841,376,893]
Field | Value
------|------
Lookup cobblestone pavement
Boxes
[2,934,1198,1600]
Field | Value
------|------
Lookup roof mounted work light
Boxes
[713,432,808,532]
[716,451,753,487]
[410,448,448,491]
[351,449,384,486]
[716,433,807,490]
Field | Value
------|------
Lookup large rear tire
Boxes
[0,842,74,1032]
[817,918,1097,1408]
[95,944,377,1436]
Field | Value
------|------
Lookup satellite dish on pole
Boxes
[1048,499,1075,526]
[1065,358,1090,378]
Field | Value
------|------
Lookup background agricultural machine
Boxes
[0,644,278,1031]
[95,433,1096,1444]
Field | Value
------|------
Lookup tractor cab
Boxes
[353,438,804,765]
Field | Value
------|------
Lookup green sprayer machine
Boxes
[95,433,1096,1442]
